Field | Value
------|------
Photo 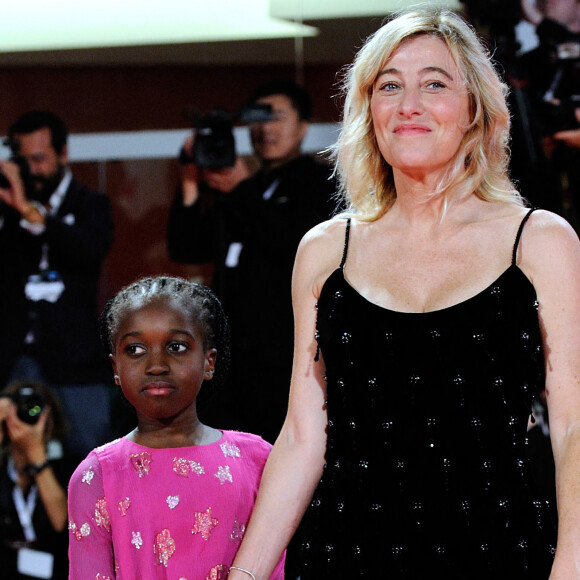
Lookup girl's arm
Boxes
[68,454,115,579]
[229,220,345,580]
[520,211,580,579]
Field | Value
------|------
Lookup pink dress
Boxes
[68,430,284,579]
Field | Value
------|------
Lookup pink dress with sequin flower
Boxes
[68,430,285,579]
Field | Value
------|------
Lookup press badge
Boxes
[25,270,65,303]
[17,547,54,579]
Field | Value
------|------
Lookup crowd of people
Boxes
[1,4,580,579]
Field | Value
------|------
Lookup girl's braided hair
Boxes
[99,276,231,390]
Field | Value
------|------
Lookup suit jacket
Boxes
[0,177,114,386]
[167,154,338,441]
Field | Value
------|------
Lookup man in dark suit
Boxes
[0,110,114,459]
[167,80,337,444]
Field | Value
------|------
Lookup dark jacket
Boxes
[0,178,114,386]
[167,154,338,441]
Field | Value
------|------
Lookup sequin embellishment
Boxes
[130,452,152,478]
[173,457,205,477]
[214,465,233,484]
[220,441,241,458]
[81,466,95,485]
[230,518,246,542]
[166,495,180,509]
[192,507,219,540]
[95,574,111,580]
[69,520,91,540]
[94,498,111,531]
[154,529,175,567]
[206,564,228,580]
[131,530,143,550]
[118,497,131,516]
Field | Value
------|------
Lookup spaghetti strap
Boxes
[340,218,352,270]
[511,208,537,266]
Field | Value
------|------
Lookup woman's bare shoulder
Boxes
[294,217,351,297]
[519,209,580,280]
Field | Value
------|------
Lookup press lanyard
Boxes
[39,168,72,271]
[8,458,38,542]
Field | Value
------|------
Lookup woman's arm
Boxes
[229,219,346,580]
[520,210,580,579]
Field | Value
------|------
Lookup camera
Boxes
[538,43,580,135]
[9,385,45,425]
[184,103,274,169]
[0,137,33,192]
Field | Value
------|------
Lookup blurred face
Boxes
[370,35,471,182]
[110,300,216,422]
[539,0,579,25]
[14,127,67,200]
[249,94,307,169]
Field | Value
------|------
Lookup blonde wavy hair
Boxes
[330,7,524,221]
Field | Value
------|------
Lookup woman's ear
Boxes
[109,353,120,386]
[204,349,218,380]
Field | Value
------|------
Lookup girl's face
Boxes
[109,300,216,423]
[370,35,470,183]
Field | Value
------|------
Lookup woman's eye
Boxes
[378,81,399,92]
[426,80,447,90]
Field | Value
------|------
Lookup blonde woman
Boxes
[229,8,580,579]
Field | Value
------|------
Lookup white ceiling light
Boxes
[0,0,318,52]
[270,0,462,20]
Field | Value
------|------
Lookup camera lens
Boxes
[15,386,45,425]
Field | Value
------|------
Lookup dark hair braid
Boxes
[99,275,231,390]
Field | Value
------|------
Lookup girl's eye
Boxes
[125,344,145,355]
[168,342,188,353]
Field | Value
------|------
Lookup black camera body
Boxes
[9,386,45,425]
[187,104,274,169]
[0,138,33,192]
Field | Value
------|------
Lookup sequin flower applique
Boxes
[230,518,246,542]
[173,457,205,477]
[130,452,152,478]
[154,529,175,567]
[94,497,111,531]
[166,495,180,509]
[220,442,241,458]
[69,520,91,541]
[191,507,219,541]
[207,564,228,580]
[81,466,95,485]
[131,531,143,550]
[118,497,131,516]
[214,465,233,485]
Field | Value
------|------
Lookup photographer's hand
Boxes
[205,157,251,193]
[553,108,580,149]
[0,160,44,223]
[7,407,68,532]
[180,134,203,206]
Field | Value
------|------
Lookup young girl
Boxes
[67,276,285,579]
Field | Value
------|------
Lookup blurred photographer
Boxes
[0,381,72,579]
[0,110,114,460]
[507,0,580,222]
[167,79,337,449]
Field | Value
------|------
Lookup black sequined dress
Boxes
[300,210,557,579]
